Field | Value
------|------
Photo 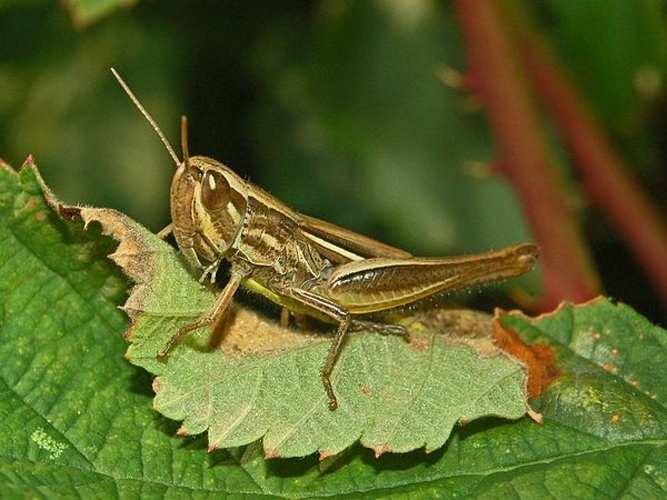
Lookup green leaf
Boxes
[151,326,529,458]
[3,161,667,497]
[502,299,667,435]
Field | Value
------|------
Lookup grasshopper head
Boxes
[109,69,249,274]
[170,149,249,271]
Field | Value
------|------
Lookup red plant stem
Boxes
[453,0,600,309]
[522,39,667,308]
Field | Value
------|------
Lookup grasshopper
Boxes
[111,69,539,410]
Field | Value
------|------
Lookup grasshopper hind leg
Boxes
[349,319,408,338]
[322,318,409,411]
[274,286,409,410]
[321,317,351,411]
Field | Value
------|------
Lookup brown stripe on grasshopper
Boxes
[112,69,539,411]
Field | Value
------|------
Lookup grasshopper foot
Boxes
[350,320,409,339]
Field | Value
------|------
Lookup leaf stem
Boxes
[518,25,667,309]
[453,0,600,309]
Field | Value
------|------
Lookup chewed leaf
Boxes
[149,319,530,458]
[50,204,532,458]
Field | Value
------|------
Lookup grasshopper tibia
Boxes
[322,319,409,410]
[158,272,243,360]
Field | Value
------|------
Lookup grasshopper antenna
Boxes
[110,67,181,168]
[180,115,190,165]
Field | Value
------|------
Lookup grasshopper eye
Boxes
[200,170,230,211]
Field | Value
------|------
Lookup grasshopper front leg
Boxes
[156,224,173,240]
[158,271,244,359]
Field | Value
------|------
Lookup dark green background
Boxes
[1,0,666,320]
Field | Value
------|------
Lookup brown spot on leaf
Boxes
[406,331,432,353]
[122,314,140,339]
[406,309,502,358]
[57,204,82,222]
[359,385,373,398]
[602,363,618,374]
[526,407,544,424]
[411,308,493,340]
[492,312,561,398]
[373,444,390,458]
[214,307,322,358]
[263,447,281,460]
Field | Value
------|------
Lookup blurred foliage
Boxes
[1,0,666,317]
